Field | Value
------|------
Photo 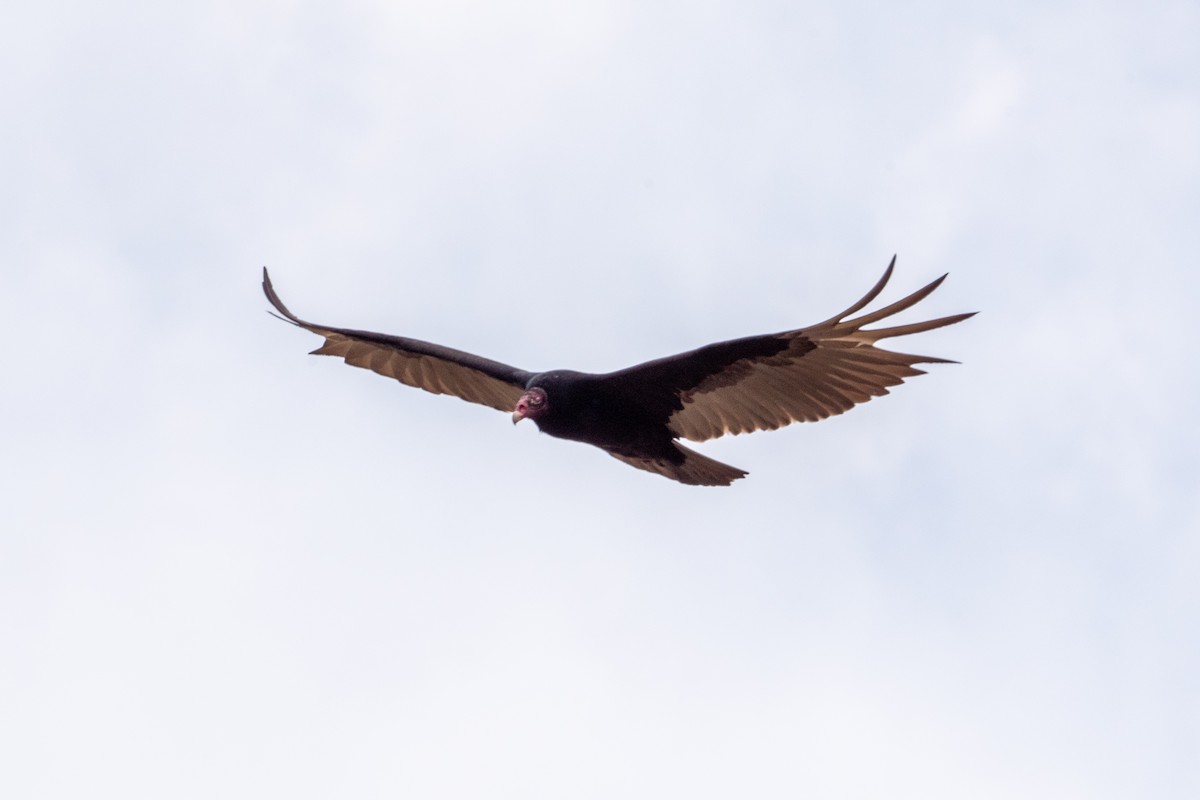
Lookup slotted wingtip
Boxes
[261,266,303,325]
[261,266,280,307]
[812,255,899,328]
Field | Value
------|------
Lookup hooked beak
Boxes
[512,388,542,425]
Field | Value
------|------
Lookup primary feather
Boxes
[263,258,973,486]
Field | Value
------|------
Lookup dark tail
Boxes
[607,443,747,486]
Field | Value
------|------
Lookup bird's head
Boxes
[512,386,549,424]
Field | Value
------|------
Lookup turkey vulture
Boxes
[263,259,972,486]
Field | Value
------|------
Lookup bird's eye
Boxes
[530,395,543,405]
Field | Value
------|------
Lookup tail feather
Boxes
[607,443,747,486]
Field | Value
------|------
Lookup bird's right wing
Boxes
[262,269,534,413]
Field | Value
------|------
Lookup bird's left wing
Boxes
[601,258,975,442]
[262,269,534,412]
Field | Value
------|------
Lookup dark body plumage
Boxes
[263,258,973,486]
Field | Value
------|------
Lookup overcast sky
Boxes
[2,1,1197,798]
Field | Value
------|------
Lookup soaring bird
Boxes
[263,259,972,486]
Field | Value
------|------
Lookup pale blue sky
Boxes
[2,1,1197,798]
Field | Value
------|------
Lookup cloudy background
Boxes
[3,1,1197,797]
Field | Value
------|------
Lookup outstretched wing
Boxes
[601,257,975,442]
[262,268,534,413]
